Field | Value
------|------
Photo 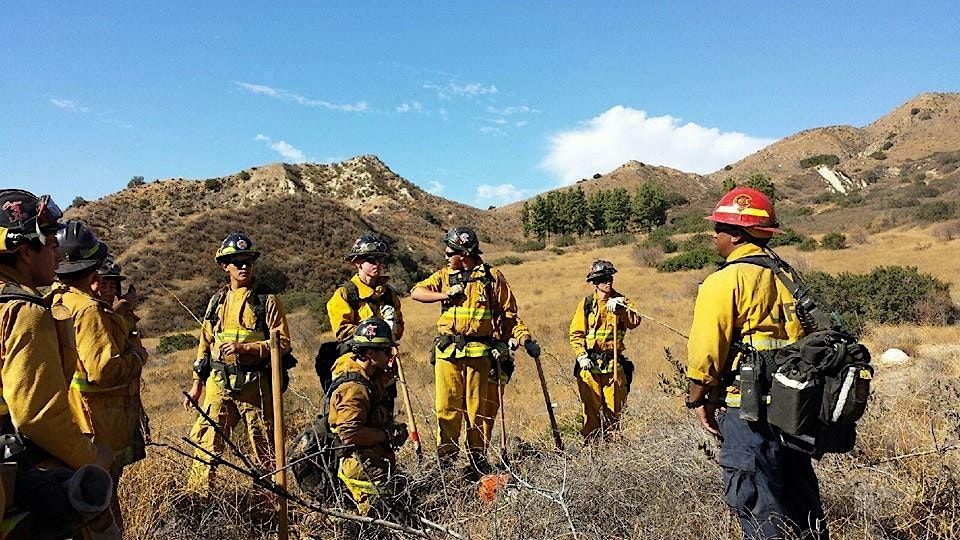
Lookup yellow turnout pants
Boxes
[435,355,490,458]
[577,368,628,439]
[338,453,394,516]
[187,373,274,494]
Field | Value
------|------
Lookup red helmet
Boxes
[706,187,780,237]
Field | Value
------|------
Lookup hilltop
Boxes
[67,156,512,333]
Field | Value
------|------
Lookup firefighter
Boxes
[0,189,116,538]
[327,232,404,343]
[50,220,149,533]
[410,227,538,476]
[183,233,292,496]
[685,187,827,539]
[568,260,641,440]
[93,258,146,357]
[327,318,408,517]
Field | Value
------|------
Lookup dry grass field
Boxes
[118,226,960,539]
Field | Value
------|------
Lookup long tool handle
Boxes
[496,360,508,464]
[611,312,620,387]
[394,355,423,463]
[532,354,564,451]
[270,330,289,540]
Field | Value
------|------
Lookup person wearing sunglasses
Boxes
[184,233,291,497]
[0,190,117,537]
[686,187,827,539]
[568,260,641,441]
[49,219,148,535]
[411,227,540,478]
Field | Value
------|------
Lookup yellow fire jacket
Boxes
[414,263,530,359]
[568,291,642,359]
[327,275,404,343]
[194,286,291,381]
[0,268,97,469]
[50,283,146,465]
[328,354,395,462]
[686,243,805,388]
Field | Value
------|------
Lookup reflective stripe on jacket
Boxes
[569,291,641,374]
[686,243,805,387]
[414,264,529,360]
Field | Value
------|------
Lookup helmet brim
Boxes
[705,216,781,235]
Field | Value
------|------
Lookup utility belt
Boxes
[209,358,270,392]
[431,334,498,363]
[573,351,634,387]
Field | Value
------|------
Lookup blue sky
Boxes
[2,1,958,209]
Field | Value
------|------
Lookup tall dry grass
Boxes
[121,237,960,538]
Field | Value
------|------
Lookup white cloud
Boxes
[515,120,528,128]
[423,81,498,100]
[476,183,527,205]
[479,126,505,136]
[234,81,369,112]
[541,106,776,184]
[486,105,539,116]
[425,180,446,194]
[254,134,307,163]
[396,101,423,113]
[50,98,90,113]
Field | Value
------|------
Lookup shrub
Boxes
[127,176,146,188]
[677,233,712,251]
[71,196,88,208]
[642,229,678,253]
[915,201,955,222]
[819,232,847,250]
[881,141,894,151]
[278,290,329,330]
[204,178,224,191]
[155,333,199,355]
[490,255,523,266]
[667,213,709,234]
[551,247,565,255]
[797,237,819,251]
[554,234,576,248]
[799,154,840,169]
[599,233,633,248]
[656,246,717,272]
[795,206,813,216]
[513,239,546,252]
[632,245,663,268]
[804,266,957,329]
[869,151,887,160]
[723,165,733,171]
[768,228,806,247]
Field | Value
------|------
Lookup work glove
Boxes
[385,423,409,448]
[508,337,519,351]
[606,297,625,313]
[447,283,465,299]
[576,353,594,370]
[523,339,541,358]
[380,304,397,333]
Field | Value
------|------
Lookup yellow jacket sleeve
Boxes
[73,304,143,387]
[491,269,530,342]
[329,382,372,445]
[619,297,642,329]
[193,318,214,381]
[327,286,358,343]
[412,270,444,293]
[686,271,737,387]
[1,301,97,469]
[568,297,588,357]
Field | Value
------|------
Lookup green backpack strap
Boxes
[321,371,379,420]
[582,294,595,323]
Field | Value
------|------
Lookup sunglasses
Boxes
[225,256,256,267]
[591,277,613,285]
[444,250,461,258]
[360,255,385,264]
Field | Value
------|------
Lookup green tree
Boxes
[127,175,146,188]
[71,196,88,208]
[604,188,632,233]
[632,183,668,231]
[722,178,737,192]
[520,201,531,237]
[744,173,776,199]
[529,195,552,240]
[587,191,607,234]
[571,186,590,236]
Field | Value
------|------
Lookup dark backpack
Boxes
[290,372,378,500]
[204,287,298,390]
[724,254,873,456]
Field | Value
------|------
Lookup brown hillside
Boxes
[67,156,511,333]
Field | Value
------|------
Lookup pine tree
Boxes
[530,195,552,240]
[633,183,669,231]
[604,188,633,233]
[588,191,607,234]
[520,201,531,237]
[745,173,776,199]
[572,186,590,236]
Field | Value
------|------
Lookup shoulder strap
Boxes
[343,281,361,312]
[719,255,803,297]
[321,371,379,415]
[0,292,46,307]
[204,289,226,329]
[253,294,269,339]
[583,294,594,321]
